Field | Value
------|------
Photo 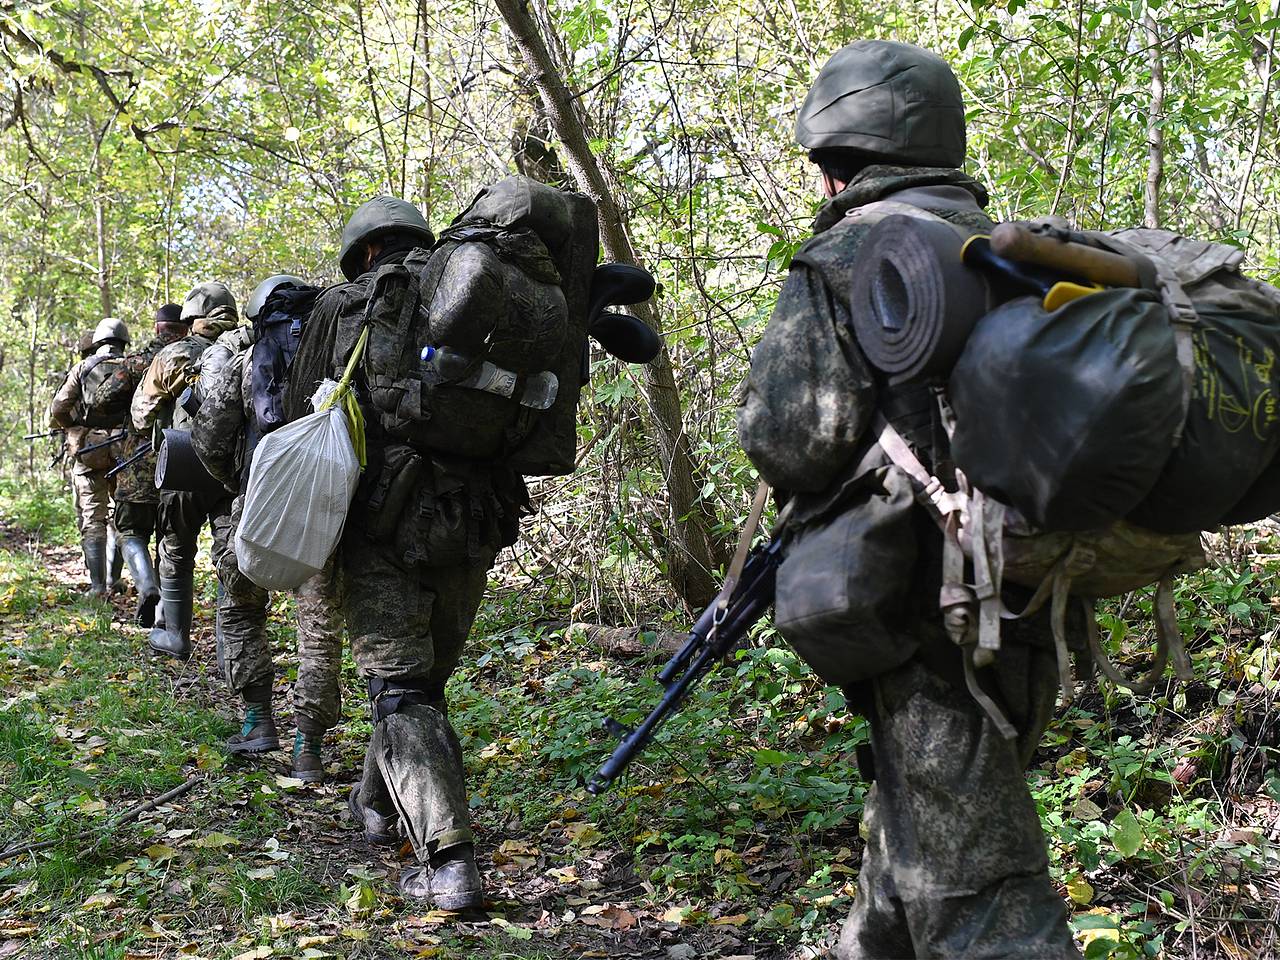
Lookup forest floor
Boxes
[1,483,1279,960]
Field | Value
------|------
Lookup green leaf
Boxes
[753,748,791,768]
[1112,809,1143,858]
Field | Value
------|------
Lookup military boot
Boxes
[399,844,484,912]
[120,537,159,626]
[82,535,108,599]
[106,527,126,595]
[226,696,280,754]
[292,729,326,784]
[347,783,399,846]
[148,573,193,660]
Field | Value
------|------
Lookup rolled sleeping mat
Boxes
[155,428,227,495]
[847,215,991,384]
[589,311,662,364]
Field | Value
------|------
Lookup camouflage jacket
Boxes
[113,331,185,502]
[737,165,992,494]
[191,329,257,491]
[49,344,127,460]
[131,306,240,433]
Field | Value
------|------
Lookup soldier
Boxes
[737,41,1082,958]
[191,274,344,781]
[113,303,189,625]
[50,317,132,598]
[291,197,527,910]
[131,282,240,660]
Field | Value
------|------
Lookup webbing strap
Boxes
[875,416,968,523]
[718,480,771,612]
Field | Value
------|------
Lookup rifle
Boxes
[106,440,153,478]
[23,429,63,440]
[76,431,128,458]
[588,483,784,795]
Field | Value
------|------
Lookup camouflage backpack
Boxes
[78,353,135,427]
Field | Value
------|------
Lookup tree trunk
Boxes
[1143,13,1165,229]
[493,0,724,608]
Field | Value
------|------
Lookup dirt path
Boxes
[0,526,819,959]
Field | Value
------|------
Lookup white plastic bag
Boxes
[235,381,360,590]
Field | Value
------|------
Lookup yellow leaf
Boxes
[296,936,335,948]
[193,832,238,849]
[82,892,117,909]
[231,948,274,960]
[145,844,177,860]
[1067,878,1094,905]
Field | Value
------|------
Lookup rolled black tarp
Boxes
[948,289,1185,531]
[156,428,227,496]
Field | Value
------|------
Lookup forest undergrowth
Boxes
[0,481,1277,960]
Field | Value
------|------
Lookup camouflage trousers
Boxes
[836,646,1081,959]
[340,530,492,858]
[71,463,115,540]
[156,487,226,580]
[113,500,157,542]
[209,495,345,725]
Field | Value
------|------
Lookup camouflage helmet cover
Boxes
[796,39,966,168]
[338,196,435,281]
[181,281,237,321]
[77,330,97,357]
[92,316,130,346]
[246,274,307,320]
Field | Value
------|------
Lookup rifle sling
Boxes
[717,480,771,614]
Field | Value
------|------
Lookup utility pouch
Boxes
[363,443,426,542]
[775,462,920,686]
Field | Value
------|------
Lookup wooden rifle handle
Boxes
[990,222,1144,289]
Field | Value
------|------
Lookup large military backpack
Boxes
[291,177,599,475]
[78,353,134,427]
[775,206,1280,732]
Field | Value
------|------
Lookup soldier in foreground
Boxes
[49,317,132,598]
[113,303,188,625]
[287,197,528,910]
[191,273,344,781]
[131,282,240,659]
[737,41,1081,957]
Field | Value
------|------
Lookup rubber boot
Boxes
[120,537,159,627]
[399,843,484,911]
[227,684,280,754]
[82,535,108,599]
[292,729,326,784]
[106,526,126,595]
[148,573,193,660]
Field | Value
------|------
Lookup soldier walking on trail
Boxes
[49,317,132,598]
[131,282,240,660]
[285,196,530,911]
[113,303,189,626]
[737,41,1082,958]
[190,274,345,782]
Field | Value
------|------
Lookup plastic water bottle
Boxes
[420,345,558,410]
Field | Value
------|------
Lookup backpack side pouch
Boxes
[775,463,920,686]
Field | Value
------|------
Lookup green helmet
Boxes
[338,196,435,281]
[795,40,966,168]
[93,317,130,346]
[246,274,306,321]
[181,281,237,322]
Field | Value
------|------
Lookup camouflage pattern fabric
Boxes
[131,306,239,433]
[112,499,157,541]
[113,333,184,506]
[210,494,271,698]
[737,167,1081,956]
[837,648,1080,959]
[71,464,114,539]
[294,559,344,733]
[190,341,251,489]
[340,524,493,858]
[155,487,225,580]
